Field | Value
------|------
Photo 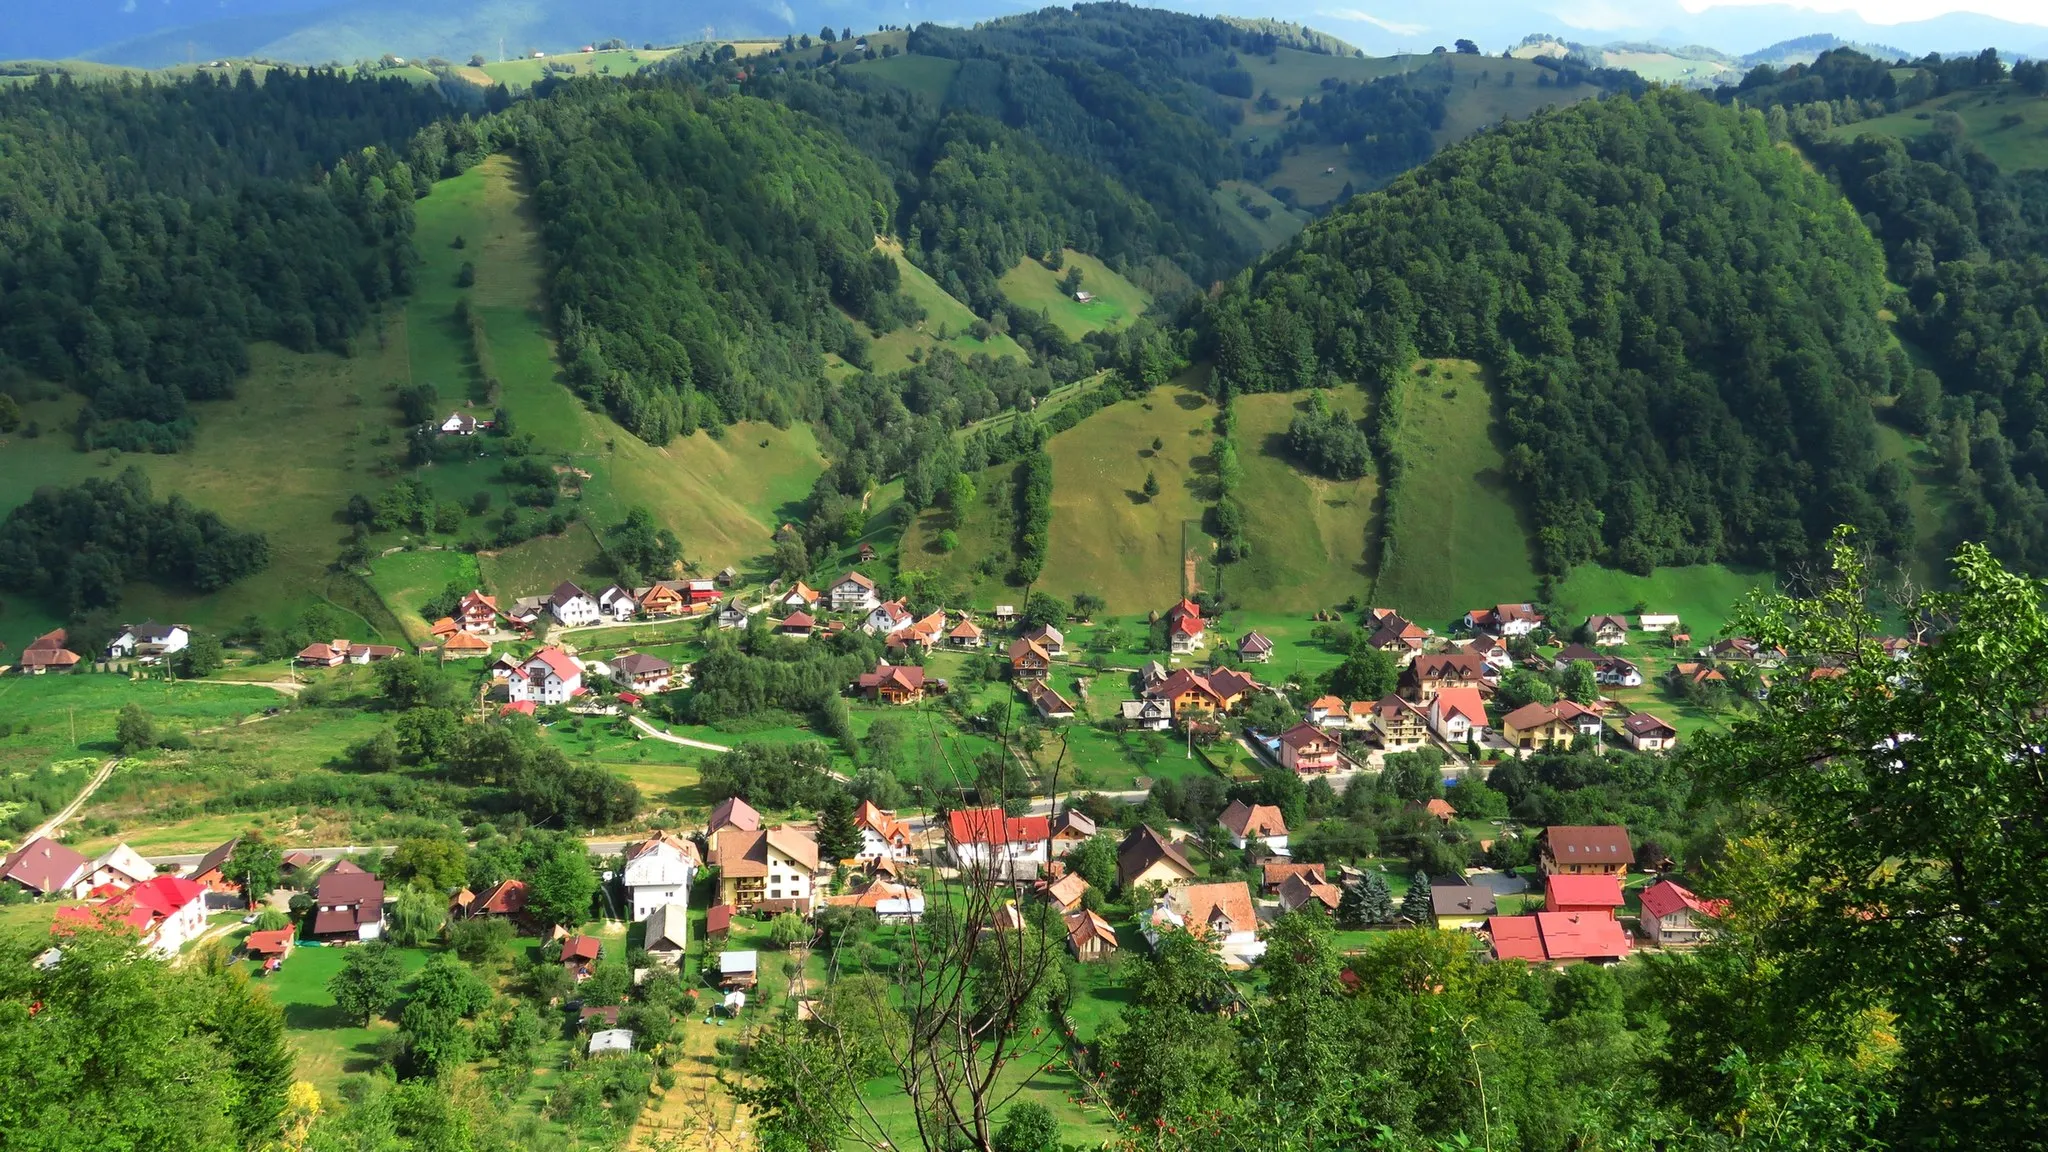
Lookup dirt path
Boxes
[190,677,303,697]
[26,758,118,843]
[627,716,732,753]
[631,1011,752,1150]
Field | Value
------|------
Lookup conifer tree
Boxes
[1400,871,1434,926]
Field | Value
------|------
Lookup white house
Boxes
[828,571,880,613]
[106,621,190,663]
[854,801,914,862]
[1119,698,1173,730]
[548,581,602,628]
[1217,800,1289,855]
[1637,614,1682,632]
[1594,656,1644,688]
[1429,687,1488,744]
[440,412,483,435]
[863,599,912,635]
[623,831,699,922]
[596,584,639,622]
[85,843,156,890]
[508,647,583,705]
[945,808,1050,870]
[55,875,210,958]
[1144,882,1265,966]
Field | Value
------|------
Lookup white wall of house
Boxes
[625,847,696,922]
[146,897,209,957]
[763,850,815,904]
[950,841,1049,869]
[510,663,580,705]
[552,596,601,627]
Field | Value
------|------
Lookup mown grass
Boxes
[477,524,607,604]
[868,239,1026,372]
[0,674,288,779]
[997,250,1151,340]
[478,48,678,89]
[364,550,479,643]
[1371,360,1539,627]
[843,53,960,103]
[1549,565,1775,643]
[1227,391,1379,611]
[1829,83,2048,172]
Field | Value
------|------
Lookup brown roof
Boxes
[778,611,816,630]
[1543,825,1633,865]
[1007,638,1051,664]
[1218,800,1287,839]
[1500,702,1563,732]
[189,838,239,881]
[560,935,602,962]
[948,618,983,639]
[1621,713,1676,738]
[1051,809,1096,839]
[1238,631,1273,654]
[857,663,927,692]
[713,826,821,877]
[1278,873,1341,912]
[1044,872,1091,908]
[709,796,762,835]
[1175,882,1256,936]
[0,836,89,895]
[472,878,529,917]
[1431,884,1498,918]
[1262,861,1327,889]
[836,571,877,590]
[314,859,385,908]
[1410,651,1487,682]
[612,652,671,676]
[1066,909,1118,950]
[1275,722,1327,751]
[1117,825,1195,888]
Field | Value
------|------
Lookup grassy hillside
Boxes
[1600,49,1739,86]
[364,550,479,643]
[1874,419,1965,585]
[1213,179,1312,251]
[868,238,1027,371]
[1227,391,1378,610]
[1370,360,1540,625]
[843,53,959,102]
[996,250,1152,340]
[1550,564,1773,641]
[478,47,677,88]
[1827,83,2048,172]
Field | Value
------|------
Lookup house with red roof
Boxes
[560,935,602,980]
[1169,613,1206,655]
[1428,686,1489,745]
[17,628,81,674]
[828,571,881,612]
[1540,825,1633,877]
[854,801,914,862]
[946,807,1050,870]
[245,928,295,968]
[708,797,762,837]
[1639,879,1726,947]
[1484,911,1630,965]
[776,610,817,638]
[1275,721,1338,773]
[855,661,927,704]
[1464,603,1544,638]
[54,874,208,957]
[458,590,500,633]
[1218,800,1289,854]
[1544,873,1625,918]
[1,836,90,897]
[508,647,582,705]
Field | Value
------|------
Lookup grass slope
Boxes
[869,238,1027,372]
[1371,360,1539,625]
[1874,419,1964,585]
[842,53,959,102]
[996,250,1151,340]
[1212,179,1312,251]
[364,550,479,643]
[1550,564,1774,641]
[1828,83,2048,172]
[477,47,677,88]
[1227,391,1378,610]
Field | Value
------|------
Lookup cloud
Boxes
[1316,8,1428,36]
[1677,0,2048,25]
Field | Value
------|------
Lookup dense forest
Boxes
[1203,88,1912,576]
[1729,48,2048,573]
[0,70,446,450]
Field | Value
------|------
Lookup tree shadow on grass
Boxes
[282,1001,352,1031]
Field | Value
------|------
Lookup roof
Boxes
[25,628,68,652]
[550,580,591,604]
[92,843,155,884]
[644,903,690,950]
[1218,800,1287,839]
[835,571,877,590]
[1621,713,1676,738]
[1024,680,1076,716]
[1545,873,1625,908]
[1066,909,1118,949]
[1487,915,1548,961]
[500,700,536,716]
[1118,825,1195,887]
[1278,873,1341,912]
[471,877,530,916]
[713,827,822,876]
[2,837,90,895]
[1007,638,1051,664]
[126,875,204,918]
[1587,614,1629,631]
[1544,826,1633,865]
[560,935,602,962]
[1045,872,1091,906]
[1310,695,1346,712]
[526,647,581,682]
[948,618,983,639]
[1263,861,1326,888]
[1425,798,1457,820]
[1373,694,1424,722]
[1555,643,1601,664]
[126,620,185,642]
[778,611,816,629]
[1639,879,1728,922]
[1051,809,1096,839]
[1411,651,1488,682]
[719,949,759,974]
[1172,615,1205,637]
[946,807,1049,847]
[441,632,490,653]
[783,581,818,603]
[1165,598,1202,622]
[857,663,928,693]
[626,830,701,868]
[1501,702,1563,732]
[855,800,911,844]
[1432,686,1488,727]
[1174,882,1256,936]
[1431,884,1498,918]
[588,1028,634,1054]
[709,796,762,834]
[706,904,735,935]
[245,929,294,956]
[1275,722,1327,752]
[612,652,671,676]
[189,838,239,880]
[1238,631,1273,653]
[1536,911,1632,959]
[315,860,385,906]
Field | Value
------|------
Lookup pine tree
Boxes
[1400,871,1434,926]
[1340,871,1394,927]
[818,790,861,864]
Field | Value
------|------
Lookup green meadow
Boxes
[997,250,1152,340]
[1228,391,1379,611]
[1828,83,2048,172]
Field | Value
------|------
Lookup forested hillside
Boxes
[1203,88,1910,578]
[0,70,446,450]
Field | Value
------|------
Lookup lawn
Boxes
[1212,179,1312,251]
[1828,83,2048,173]
[997,250,1151,340]
[1549,564,1774,643]
[478,525,608,604]
[895,458,1028,606]
[1873,419,1964,587]
[1228,391,1378,611]
[868,239,1028,372]
[478,48,678,88]
[365,550,479,644]
[0,674,287,778]
[843,52,960,103]
[1371,360,1540,626]
[245,943,436,1095]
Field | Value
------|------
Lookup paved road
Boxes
[26,759,118,844]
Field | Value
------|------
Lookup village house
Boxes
[886,610,948,653]
[1545,872,1625,918]
[458,591,500,633]
[856,661,928,704]
[1237,632,1274,663]
[947,618,985,648]
[1670,662,1726,690]
[296,638,405,667]
[1465,603,1545,637]
[1049,809,1096,856]
[1117,825,1197,891]
[1065,909,1119,961]
[1,836,91,897]
[826,877,926,923]
[1553,699,1605,740]
[1585,615,1630,646]
[1636,613,1681,632]
[635,582,685,617]
[1594,655,1643,687]
[439,411,491,435]
[54,874,208,957]
[560,935,602,980]
[1638,879,1726,947]
[1540,825,1633,877]
[1430,884,1498,930]
[1370,695,1431,750]
[1277,872,1341,915]
[105,621,190,663]
[1218,800,1290,855]
[947,808,1050,870]
[1022,679,1077,721]
[508,647,583,705]
[85,843,156,891]
[1402,651,1489,702]
[1147,667,1259,718]
[1007,638,1052,681]
[776,610,817,638]
[596,584,639,622]
[548,581,602,628]
[1486,911,1631,965]
[610,652,673,692]
[1425,798,1457,824]
[1042,870,1092,912]
[708,796,762,838]
[715,603,749,630]
[1020,623,1065,655]
[717,949,758,990]
[185,838,243,899]
[1275,722,1338,774]
[1307,696,1348,726]
[779,582,820,610]
[624,831,700,921]
[864,599,912,635]
[711,826,822,914]
[1261,861,1327,895]
[1463,636,1512,673]
[1366,614,1431,664]
[1120,698,1173,730]
[245,929,294,969]
[438,632,489,661]
[1169,612,1206,655]
[17,629,81,674]
[1551,643,1602,672]
[829,571,880,612]
[1616,712,1678,752]
[855,800,914,862]
[1146,881,1264,965]
[642,904,690,964]
[1500,702,1577,752]
[450,878,529,925]
[311,860,385,941]
[1428,686,1489,745]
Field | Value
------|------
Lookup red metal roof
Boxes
[1487,915,1548,962]
[946,807,1049,846]
[1535,911,1631,959]
[1544,873,1624,909]
[1638,879,1727,922]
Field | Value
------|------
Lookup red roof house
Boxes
[1544,873,1625,918]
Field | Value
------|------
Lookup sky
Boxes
[1677,0,2048,24]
